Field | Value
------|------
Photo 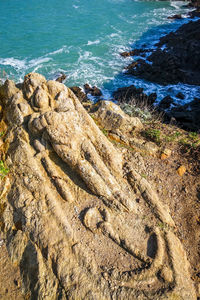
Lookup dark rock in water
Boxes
[113,85,156,106]
[56,73,67,83]
[126,20,200,86]
[70,84,102,103]
[125,61,138,70]
[176,92,185,100]
[167,14,182,20]
[113,85,142,102]
[167,98,200,130]
[148,93,157,105]
[120,49,151,57]
[120,51,135,57]
[84,83,91,92]
[188,0,200,8]
[91,86,102,97]
[70,86,89,103]
[159,96,174,110]
[188,8,200,17]
[84,84,102,97]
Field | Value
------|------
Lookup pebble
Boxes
[177,165,186,176]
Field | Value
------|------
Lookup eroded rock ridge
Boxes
[0,73,196,299]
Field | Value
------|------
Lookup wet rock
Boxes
[176,92,185,100]
[120,49,151,57]
[167,14,182,20]
[148,93,157,105]
[167,98,200,130]
[125,61,138,70]
[84,84,102,97]
[127,20,200,86]
[188,0,200,8]
[55,73,67,83]
[159,96,174,110]
[188,8,200,18]
[113,85,156,106]
[120,50,135,57]
[70,86,89,103]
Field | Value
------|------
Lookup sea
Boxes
[0,0,200,104]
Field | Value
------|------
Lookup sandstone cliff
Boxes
[0,73,199,299]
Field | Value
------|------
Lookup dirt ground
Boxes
[126,122,200,295]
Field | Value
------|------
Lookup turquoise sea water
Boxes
[0,0,199,103]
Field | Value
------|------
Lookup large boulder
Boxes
[93,100,143,132]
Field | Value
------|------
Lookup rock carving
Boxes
[0,73,196,299]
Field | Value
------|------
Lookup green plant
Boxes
[188,132,198,140]
[0,160,9,178]
[0,131,5,138]
[163,131,181,143]
[179,132,200,149]
[141,173,147,179]
[101,128,108,137]
[157,222,168,230]
[120,102,152,121]
[144,129,161,144]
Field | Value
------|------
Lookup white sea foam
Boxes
[110,33,118,38]
[0,57,26,69]
[29,57,52,68]
[170,1,185,9]
[47,46,68,56]
[87,40,100,46]
[0,0,199,106]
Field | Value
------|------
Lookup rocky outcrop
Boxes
[84,84,102,97]
[0,73,197,299]
[92,100,143,132]
[55,73,67,83]
[126,20,200,86]
[167,98,200,131]
[113,85,157,106]
[69,86,90,103]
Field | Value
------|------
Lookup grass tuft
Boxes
[0,160,9,178]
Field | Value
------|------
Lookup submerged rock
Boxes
[0,73,197,299]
